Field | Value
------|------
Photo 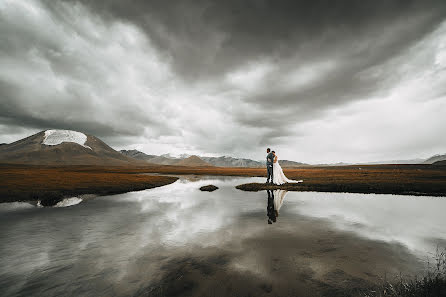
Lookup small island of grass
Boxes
[200,185,219,192]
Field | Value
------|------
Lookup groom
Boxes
[266,148,274,184]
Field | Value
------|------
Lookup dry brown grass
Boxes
[232,165,446,196]
[1,164,445,204]
[122,164,446,196]
[0,164,178,204]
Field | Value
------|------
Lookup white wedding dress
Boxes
[273,158,303,185]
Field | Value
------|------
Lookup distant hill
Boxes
[120,150,183,165]
[201,156,307,167]
[422,154,446,164]
[201,156,264,167]
[150,156,180,165]
[433,160,446,166]
[278,160,307,167]
[119,150,307,168]
[174,155,212,167]
[120,149,156,161]
[120,150,211,166]
[0,130,142,166]
[361,158,425,165]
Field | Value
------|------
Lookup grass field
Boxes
[136,164,446,196]
[0,164,178,205]
[1,163,445,205]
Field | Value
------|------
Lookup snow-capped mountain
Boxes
[0,130,141,166]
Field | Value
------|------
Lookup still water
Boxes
[1,176,445,297]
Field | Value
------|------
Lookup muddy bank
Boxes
[0,165,178,205]
[235,182,446,196]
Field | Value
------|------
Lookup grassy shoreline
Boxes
[235,182,446,197]
[136,163,446,197]
[362,248,446,297]
[1,164,445,205]
[0,164,178,205]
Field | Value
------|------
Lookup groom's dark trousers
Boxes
[267,164,273,183]
[266,152,274,183]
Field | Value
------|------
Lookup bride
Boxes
[272,151,303,185]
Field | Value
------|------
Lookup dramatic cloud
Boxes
[0,0,445,162]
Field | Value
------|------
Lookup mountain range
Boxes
[120,149,446,167]
[119,149,307,168]
[0,130,444,167]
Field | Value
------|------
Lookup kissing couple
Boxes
[266,148,303,185]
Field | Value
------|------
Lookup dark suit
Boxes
[266,152,274,183]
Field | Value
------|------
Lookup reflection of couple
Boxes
[267,189,288,224]
[266,148,303,185]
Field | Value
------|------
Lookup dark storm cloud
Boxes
[0,0,173,143]
[0,78,157,138]
[0,81,120,137]
[52,0,446,132]
[55,0,446,79]
[1,0,445,161]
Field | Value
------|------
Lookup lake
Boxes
[1,176,445,297]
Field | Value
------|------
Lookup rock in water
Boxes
[199,185,218,192]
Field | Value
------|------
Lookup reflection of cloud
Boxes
[1,177,442,296]
[285,191,446,254]
[125,177,265,246]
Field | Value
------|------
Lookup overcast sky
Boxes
[1,0,445,163]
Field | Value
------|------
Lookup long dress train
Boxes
[272,159,303,185]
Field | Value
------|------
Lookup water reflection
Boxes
[267,190,288,224]
[274,190,287,218]
[0,176,445,297]
[266,190,276,224]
